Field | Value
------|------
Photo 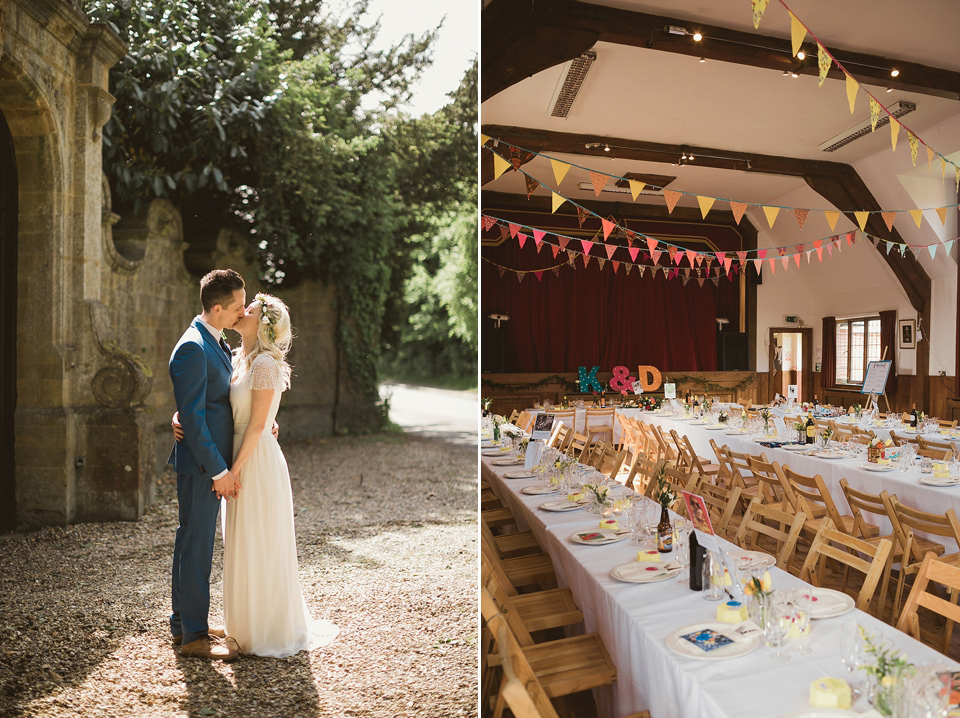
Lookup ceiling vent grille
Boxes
[551,51,596,118]
[819,101,917,152]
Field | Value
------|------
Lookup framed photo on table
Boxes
[899,319,916,349]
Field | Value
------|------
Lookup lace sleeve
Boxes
[250,355,282,391]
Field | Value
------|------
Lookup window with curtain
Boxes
[835,316,881,384]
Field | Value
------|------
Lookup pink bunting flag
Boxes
[795,244,805,257]
[715,251,726,264]
[650,249,663,265]
[628,247,640,262]
[663,189,682,214]
[730,201,748,225]
[558,236,570,250]
[481,215,496,231]
[581,239,594,255]
[757,249,767,261]
[589,171,607,197]
[533,229,546,246]
[669,268,679,280]
[793,254,801,268]
[551,245,559,258]
[814,240,823,261]
[768,258,776,274]
[737,250,748,265]
[827,243,833,258]
[881,212,896,231]
[534,271,543,281]
[781,256,789,270]
[723,257,733,273]
[517,233,527,248]
[601,219,615,241]
[605,244,616,259]
[793,208,809,228]
[509,223,520,239]
[753,258,763,274]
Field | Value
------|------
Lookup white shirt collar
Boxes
[196,316,222,344]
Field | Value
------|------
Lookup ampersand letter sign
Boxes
[637,365,663,392]
[578,366,604,393]
[609,366,637,395]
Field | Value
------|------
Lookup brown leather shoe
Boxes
[180,637,238,661]
[173,627,226,646]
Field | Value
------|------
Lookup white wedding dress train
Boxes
[223,354,339,657]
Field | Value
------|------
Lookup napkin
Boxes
[811,591,847,613]
[541,499,578,510]
[877,458,890,465]
[924,475,959,485]
[725,619,762,642]
[618,560,681,580]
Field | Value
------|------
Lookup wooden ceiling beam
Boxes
[482,0,960,102]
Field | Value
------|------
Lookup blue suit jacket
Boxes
[167,318,234,478]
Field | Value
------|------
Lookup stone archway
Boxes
[0,108,17,532]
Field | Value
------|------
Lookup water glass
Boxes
[764,593,791,662]
[789,588,813,655]
[900,444,915,472]
[839,619,864,699]
[673,518,690,581]
[701,551,725,601]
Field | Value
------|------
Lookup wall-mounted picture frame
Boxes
[899,318,916,349]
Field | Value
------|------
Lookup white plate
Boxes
[569,530,628,546]
[919,475,960,486]
[491,458,523,466]
[539,500,582,512]
[673,417,693,422]
[780,709,859,717]
[783,444,810,451]
[859,463,894,472]
[481,449,510,456]
[724,429,747,435]
[519,484,556,495]
[814,451,846,460]
[611,561,682,583]
[808,588,855,619]
[735,550,776,570]
[503,470,537,479]
[664,622,760,660]
[692,420,710,425]
[706,425,727,431]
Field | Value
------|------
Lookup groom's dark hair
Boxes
[200,269,245,312]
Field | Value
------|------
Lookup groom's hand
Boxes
[212,471,241,500]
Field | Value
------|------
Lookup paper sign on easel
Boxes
[531,413,555,441]
[525,440,544,470]
[773,417,787,435]
[663,383,677,399]
[787,385,798,399]
[683,491,743,598]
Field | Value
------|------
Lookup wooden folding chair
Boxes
[549,423,570,451]
[681,433,720,484]
[649,423,679,466]
[583,439,608,468]
[668,429,692,472]
[745,456,796,512]
[915,442,953,461]
[781,464,871,539]
[709,440,734,488]
[889,430,919,447]
[917,435,957,459]
[625,456,661,494]
[584,407,615,445]
[798,519,893,615]
[733,497,805,572]
[939,418,959,429]
[649,466,702,513]
[481,513,543,559]
[726,448,766,507]
[566,431,590,461]
[595,445,627,481]
[481,527,556,592]
[482,554,583,635]
[697,481,743,539]
[896,552,960,655]
[636,421,660,461]
[508,410,520,425]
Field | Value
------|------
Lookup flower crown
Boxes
[255,293,277,344]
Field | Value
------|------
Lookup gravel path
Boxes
[0,434,478,718]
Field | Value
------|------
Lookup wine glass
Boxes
[839,619,864,699]
[764,593,791,662]
[673,517,690,581]
[789,588,813,655]
[627,497,645,546]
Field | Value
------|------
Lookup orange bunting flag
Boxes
[493,154,510,180]
[789,13,805,58]
[551,159,570,185]
[589,171,607,197]
[668,245,680,264]
[882,212,896,231]
[814,239,823,261]
[646,237,658,254]
[794,253,801,268]
[762,205,780,228]
[846,74,859,114]
[724,257,733,273]
[517,233,527,249]
[793,208,809,228]
[730,201,748,225]
[768,258,776,275]
[612,261,620,273]
[508,223,520,238]
[854,211,869,231]
[908,131,919,166]
[817,43,831,87]
[824,210,840,231]
[697,195,715,219]
[629,180,645,200]
[890,117,900,152]
[909,209,923,228]
[751,0,770,28]
[686,249,697,267]
[663,189,682,214]
[936,207,948,225]
[551,192,566,213]
[604,243,616,259]
[551,245,560,258]
[601,219,615,241]
[869,97,881,132]
[558,236,570,250]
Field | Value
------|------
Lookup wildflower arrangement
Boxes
[582,483,609,504]
[652,466,677,510]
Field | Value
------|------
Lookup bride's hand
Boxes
[171,411,184,441]
[272,421,279,439]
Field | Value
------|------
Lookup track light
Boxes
[796,50,805,60]
[890,68,900,77]
[604,144,611,152]
[692,31,702,41]
[699,56,706,63]
[791,72,799,78]
[886,87,893,93]
[782,70,790,77]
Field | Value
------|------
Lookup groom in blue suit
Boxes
[168,269,246,660]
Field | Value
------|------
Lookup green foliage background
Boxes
[84,0,477,421]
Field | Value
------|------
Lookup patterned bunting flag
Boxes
[551,159,570,185]
[777,246,786,257]
[577,206,588,226]
[629,180,645,200]
[525,175,539,198]
[737,250,748,265]
[551,192,566,213]
[663,189,682,214]
[493,154,510,180]
[597,258,606,271]
[668,245,680,264]
[730,201,748,225]
[481,215,496,231]
[927,146,935,165]
[605,243,617,259]
[516,272,525,283]
[582,253,591,268]
[589,171,607,197]
[909,244,922,259]
[908,131,919,166]
[817,43,831,86]
[704,256,714,269]
[509,147,526,170]
[753,258,763,274]
[826,243,833,258]
[869,97,881,132]
[535,238,544,254]
[846,74,858,114]
[795,244,805,258]
[793,208,809,228]
[625,264,633,276]
[682,275,690,286]
[824,210,840,231]
[635,265,644,277]
[762,206,779,228]
[509,223,520,238]
[711,276,720,286]
[881,212,896,231]
[498,266,506,278]
[558,236,570,250]
[846,231,856,246]
[650,249,663,264]
[751,0,769,28]
[517,233,527,249]
[552,267,560,277]
[601,219,615,241]
[697,196,715,219]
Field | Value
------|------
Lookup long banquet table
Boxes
[482,448,958,718]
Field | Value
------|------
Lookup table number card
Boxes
[524,440,544,470]
[531,414,555,441]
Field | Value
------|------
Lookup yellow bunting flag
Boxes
[956,167,960,191]
[794,208,809,228]
[890,117,900,152]
[817,43,831,87]
[730,201,748,225]
[936,206,948,225]
[551,159,570,186]
[909,209,923,228]
[881,212,896,231]
[824,210,840,231]
[789,13,806,58]
[752,0,770,28]
[869,97,881,132]
[663,189,682,214]
[908,131,919,166]
[480,134,490,145]
[846,74,859,114]
[697,195,715,219]
[551,192,566,213]
[493,154,510,180]
[762,205,780,228]
[942,158,947,179]
[628,180,645,200]
[854,211,869,231]
[589,171,607,197]
[927,146,935,165]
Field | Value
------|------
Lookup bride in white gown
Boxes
[222,292,339,657]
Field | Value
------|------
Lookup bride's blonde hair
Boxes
[236,292,293,389]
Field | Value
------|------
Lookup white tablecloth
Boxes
[483,452,958,718]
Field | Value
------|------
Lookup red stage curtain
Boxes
[879,310,898,394]
[481,261,719,372]
[821,316,836,390]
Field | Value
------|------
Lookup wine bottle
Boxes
[805,413,816,444]
[689,531,706,590]
[910,404,918,428]
[813,395,819,407]
[656,506,673,553]
[600,394,605,408]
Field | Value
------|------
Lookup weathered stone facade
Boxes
[2,0,362,530]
